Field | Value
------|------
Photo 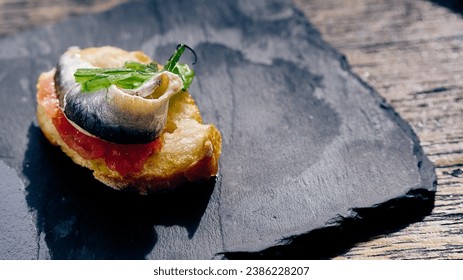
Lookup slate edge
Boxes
[219,3,437,259]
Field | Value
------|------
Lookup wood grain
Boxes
[0,0,461,259]
[0,0,128,36]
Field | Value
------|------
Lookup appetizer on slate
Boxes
[36,45,222,194]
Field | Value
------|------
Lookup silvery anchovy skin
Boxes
[54,47,183,144]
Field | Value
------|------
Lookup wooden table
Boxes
[1,0,462,259]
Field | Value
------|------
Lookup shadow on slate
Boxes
[226,188,435,259]
[0,0,436,259]
[23,126,215,259]
[22,125,215,259]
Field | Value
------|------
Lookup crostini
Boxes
[36,45,222,194]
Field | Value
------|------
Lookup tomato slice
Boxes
[104,140,160,176]
[52,113,105,160]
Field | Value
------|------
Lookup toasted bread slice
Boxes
[36,47,221,194]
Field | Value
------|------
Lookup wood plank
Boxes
[0,0,128,36]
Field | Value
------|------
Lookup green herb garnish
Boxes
[74,62,158,92]
[74,44,196,93]
[164,44,196,90]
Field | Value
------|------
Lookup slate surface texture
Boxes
[0,0,436,259]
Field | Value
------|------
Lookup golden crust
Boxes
[36,47,222,194]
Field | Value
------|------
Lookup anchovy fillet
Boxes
[54,47,183,144]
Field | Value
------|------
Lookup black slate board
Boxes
[0,0,435,259]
